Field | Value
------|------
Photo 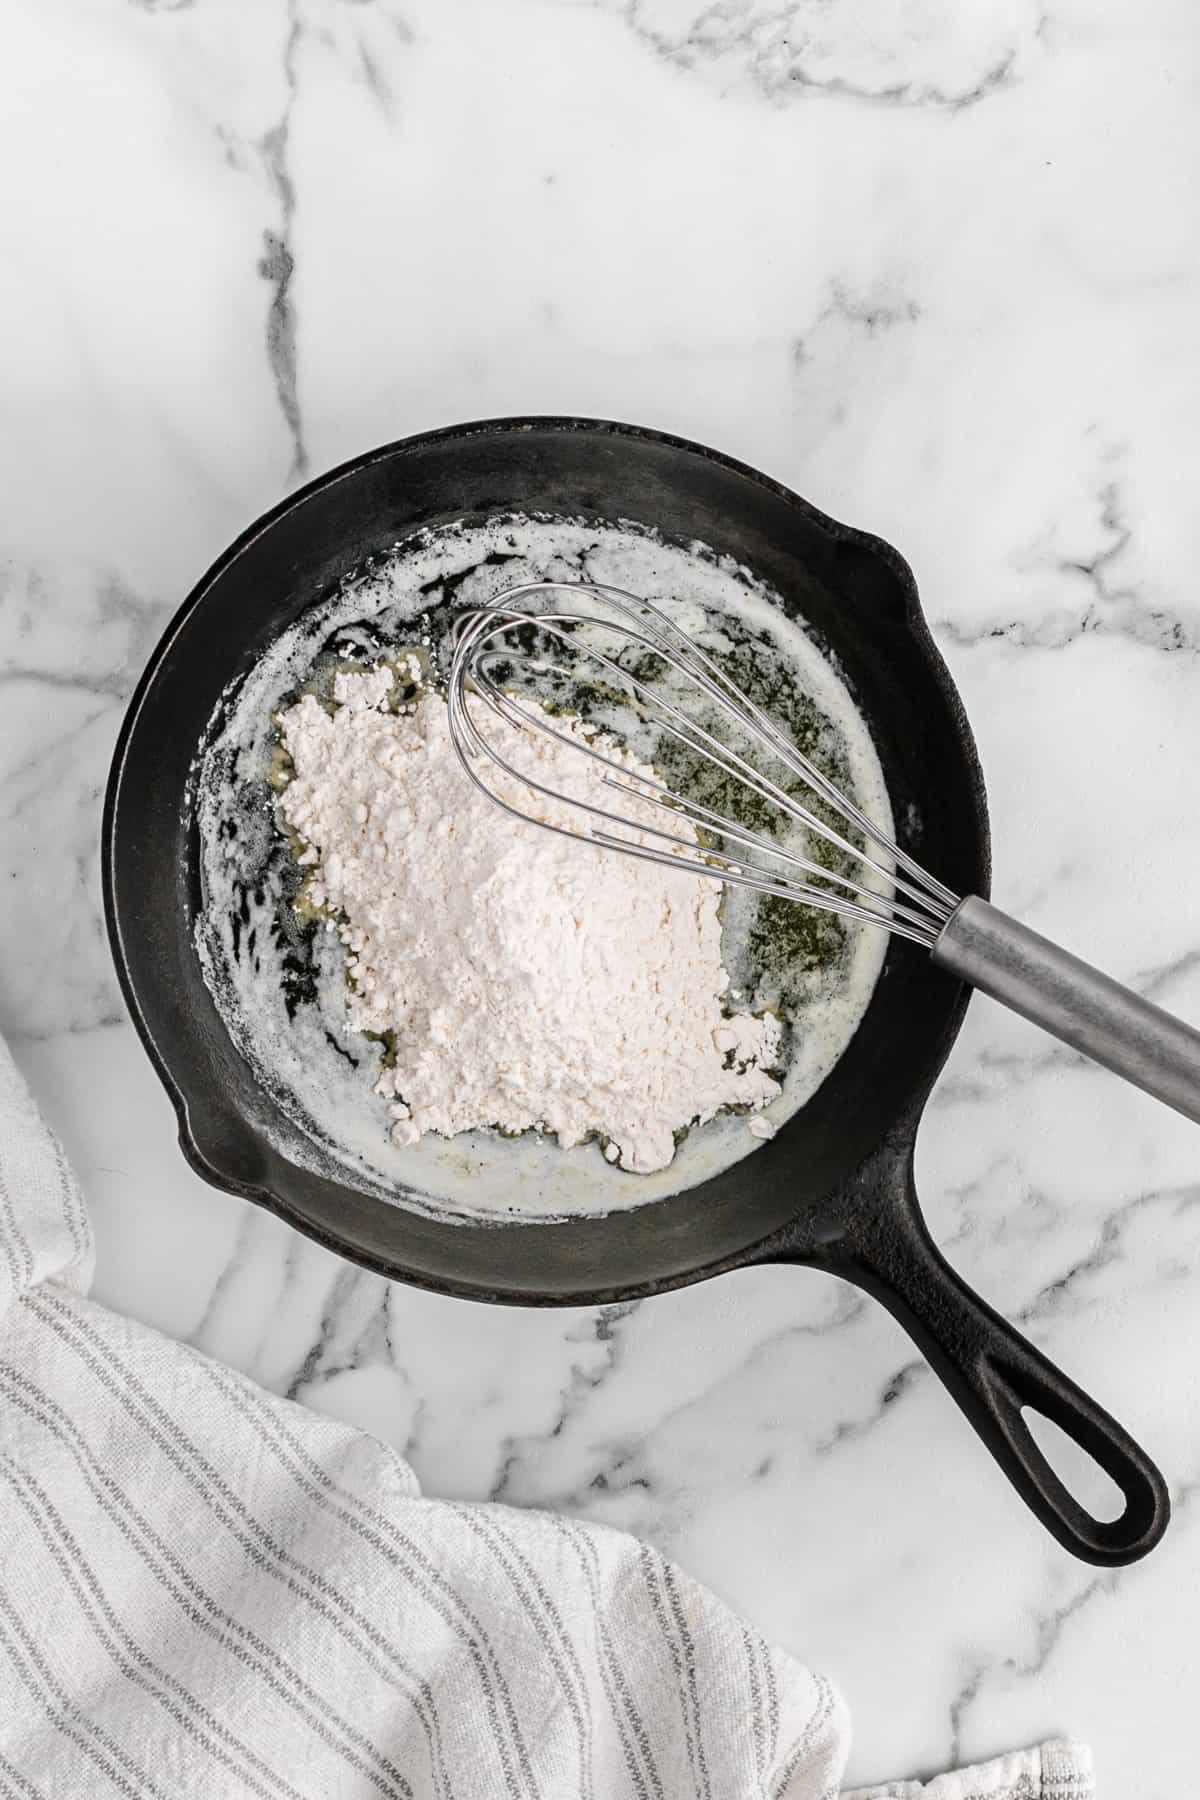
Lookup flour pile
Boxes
[276,664,782,1174]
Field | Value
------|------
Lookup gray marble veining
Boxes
[2,0,1198,1790]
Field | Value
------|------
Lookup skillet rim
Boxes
[101,413,991,1304]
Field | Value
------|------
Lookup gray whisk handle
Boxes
[932,896,1200,1127]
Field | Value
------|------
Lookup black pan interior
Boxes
[103,418,989,1301]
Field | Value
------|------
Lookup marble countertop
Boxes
[4,0,1199,1790]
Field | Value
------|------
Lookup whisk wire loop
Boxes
[448,581,961,951]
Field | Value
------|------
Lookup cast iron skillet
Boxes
[102,416,1169,1566]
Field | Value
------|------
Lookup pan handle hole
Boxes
[1021,1407,1126,1522]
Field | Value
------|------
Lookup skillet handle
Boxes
[814,1136,1169,1566]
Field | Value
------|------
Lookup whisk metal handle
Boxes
[932,896,1200,1125]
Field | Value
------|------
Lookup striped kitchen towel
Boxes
[0,1034,1091,1800]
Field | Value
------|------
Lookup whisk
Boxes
[448,580,1200,1127]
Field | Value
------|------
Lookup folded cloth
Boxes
[0,1036,1091,1800]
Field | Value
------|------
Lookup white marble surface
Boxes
[3,0,1199,1790]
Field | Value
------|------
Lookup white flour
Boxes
[276,670,781,1174]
